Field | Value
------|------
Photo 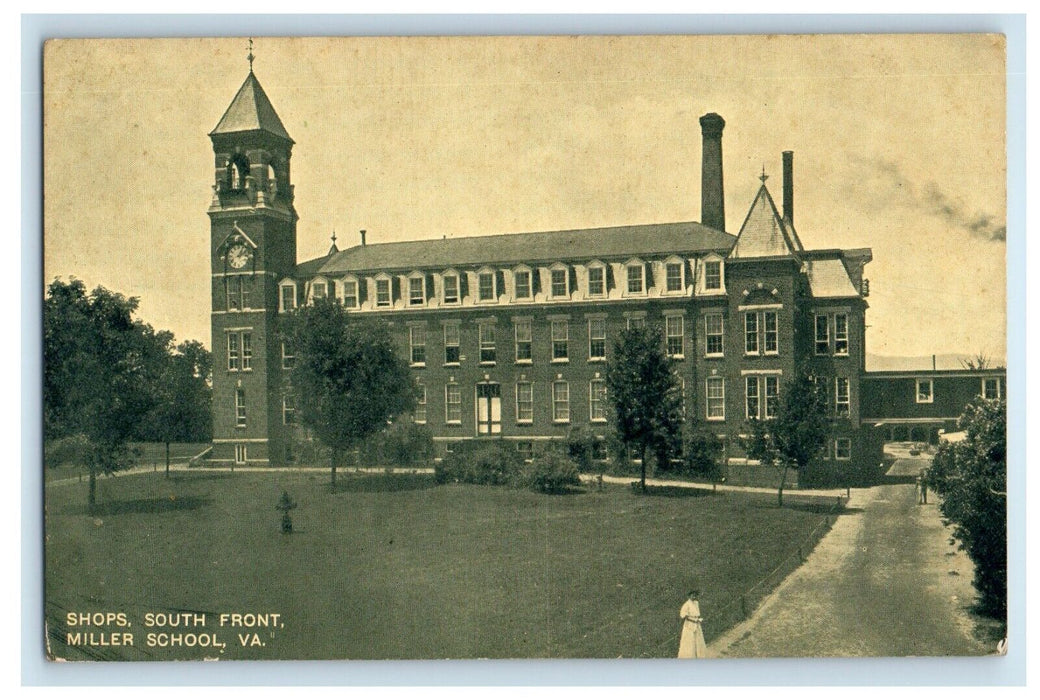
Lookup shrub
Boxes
[683,428,725,482]
[524,451,581,494]
[380,422,434,466]
[565,426,597,474]
[434,440,524,486]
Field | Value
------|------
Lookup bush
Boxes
[358,422,434,467]
[434,440,524,486]
[565,426,597,474]
[524,451,581,494]
[683,428,725,482]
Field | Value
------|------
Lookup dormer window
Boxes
[279,280,297,312]
[442,270,460,305]
[514,267,533,300]
[664,257,685,293]
[408,273,426,306]
[375,277,392,308]
[587,261,606,298]
[477,269,496,302]
[311,279,327,302]
[342,277,359,308]
[704,260,723,290]
[626,260,646,295]
[550,265,569,299]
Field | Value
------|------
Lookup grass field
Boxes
[45,470,837,660]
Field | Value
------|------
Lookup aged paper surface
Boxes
[43,35,1007,661]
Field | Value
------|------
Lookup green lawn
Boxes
[45,471,835,660]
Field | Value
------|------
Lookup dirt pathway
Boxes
[712,450,993,657]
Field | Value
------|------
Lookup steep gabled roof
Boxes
[210,72,293,142]
[301,221,736,275]
[730,184,803,259]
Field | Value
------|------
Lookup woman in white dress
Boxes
[678,589,707,658]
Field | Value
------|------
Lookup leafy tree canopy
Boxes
[928,398,1007,618]
[282,298,416,483]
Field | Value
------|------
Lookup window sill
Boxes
[590,419,608,424]
[668,355,685,361]
[516,420,533,426]
[834,352,850,358]
[445,421,462,426]
[551,359,570,365]
[552,420,571,425]
[443,362,461,368]
[479,361,497,367]
[916,400,934,405]
[442,300,460,306]
[763,351,779,357]
[706,416,725,422]
[704,353,724,359]
[588,357,606,364]
[413,420,427,425]
[514,359,533,366]
[410,363,426,369]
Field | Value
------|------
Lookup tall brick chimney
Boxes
[782,150,794,227]
[699,113,726,232]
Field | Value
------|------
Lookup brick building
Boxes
[207,69,996,486]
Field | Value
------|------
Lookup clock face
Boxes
[227,244,251,269]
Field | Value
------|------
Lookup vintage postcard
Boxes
[42,34,1008,661]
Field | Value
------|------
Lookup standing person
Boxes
[920,468,929,505]
[678,589,708,658]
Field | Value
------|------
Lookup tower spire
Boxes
[247,37,255,73]
[759,164,769,184]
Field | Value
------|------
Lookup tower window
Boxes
[228,154,250,191]
[834,314,849,355]
[235,388,247,428]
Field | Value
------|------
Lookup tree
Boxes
[138,339,213,478]
[683,427,725,486]
[44,279,168,509]
[282,297,416,487]
[744,370,829,506]
[604,325,684,492]
[960,353,994,371]
[928,397,1006,618]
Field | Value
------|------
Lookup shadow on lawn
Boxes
[69,495,213,516]
[633,484,716,499]
[330,473,437,494]
[747,498,863,515]
[169,473,235,483]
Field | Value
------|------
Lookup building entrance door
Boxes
[476,383,502,435]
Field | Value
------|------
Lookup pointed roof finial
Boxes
[759,164,769,185]
[331,229,337,246]
[247,37,255,72]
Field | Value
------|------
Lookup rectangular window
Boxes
[514,319,532,362]
[240,332,252,370]
[834,313,849,355]
[479,323,496,364]
[588,318,606,361]
[763,311,778,354]
[916,379,933,404]
[551,268,568,298]
[835,438,852,461]
[744,312,759,354]
[516,381,533,423]
[478,272,495,301]
[704,261,722,290]
[227,276,241,310]
[280,284,296,312]
[665,315,684,358]
[227,333,240,371]
[705,313,724,356]
[343,280,358,308]
[282,394,296,425]
[444,323,461,365]
[588,266,605,297]
[376,279,391,307]
[409,277,425,305]
[445,384,462,423]
[312,281,327,300]
[627,316,646,329]
[516,441,534,462]
[745,376,760,420]
[239,276,252,309]
[443,275,459,304]
[281,342,295,370]
[410,326,426,366]
[589,379,607,422]
[982,377,1002,400]
[515,270,532,299]
[414,385,427,424]
[551,320,569,361]
[666,262,683,292]
[835,377,851,417]
[815,315,830,355]
[235,388,246,428]
[552,381,570,423]
[626,264,644,294]
[706,377,725,420]
[814,375,831,413]
[764,376,780,419]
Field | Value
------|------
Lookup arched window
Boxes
[228,154,250,191]
[266,164,278,196]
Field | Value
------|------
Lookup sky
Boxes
[42,35,1007,362]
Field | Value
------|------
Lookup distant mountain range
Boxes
[865,353,1006,372]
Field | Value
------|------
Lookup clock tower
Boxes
[208,67,297,466]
